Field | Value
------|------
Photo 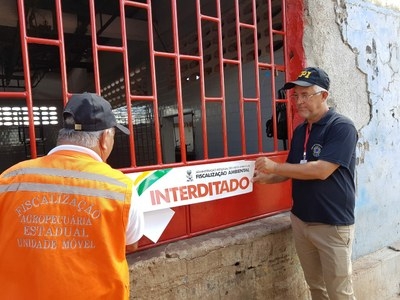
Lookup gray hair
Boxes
[57,115,114,148]
[57,128,105,148]
[313,85,328,94]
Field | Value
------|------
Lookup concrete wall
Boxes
[129,213,400,299]
[302,0,400,259]
[129,214,310,300]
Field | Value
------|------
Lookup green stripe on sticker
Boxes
[136,168,172,196]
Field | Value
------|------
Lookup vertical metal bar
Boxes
[281,0,293,141]
[143,1,163,165]
[250,0,263,154]
[170,0,187,162]
[195,0,208,159]
[266,0,279,151]
[235,0,246,154]
[17,0,37,158]
[215,0,228,157]
[54,0,69,105]
[119,0,137,167]
[88,0,101,94]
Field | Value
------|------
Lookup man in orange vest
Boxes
[0,93,144,299]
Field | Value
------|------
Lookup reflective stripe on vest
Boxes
[1,182,125,201]
[3,167,127,187]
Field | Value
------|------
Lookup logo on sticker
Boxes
[186,170,193,182]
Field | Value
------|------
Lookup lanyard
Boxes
[302,123,311,162]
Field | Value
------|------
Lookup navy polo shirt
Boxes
[287,109,358,225]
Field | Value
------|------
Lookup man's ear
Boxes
[321,90,329,101]
[98,131,108,150]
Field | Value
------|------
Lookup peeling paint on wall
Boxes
[303,0,370,130]
[369,0,400,10]
[303,0,400,259]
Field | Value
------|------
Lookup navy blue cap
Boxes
[283,67,330,91]
[63,93,130,135]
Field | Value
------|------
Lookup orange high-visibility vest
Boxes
[0,150,133,300]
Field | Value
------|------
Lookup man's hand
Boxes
[252,168,289,184]
[252,169,270,184]
[255,157,277,174]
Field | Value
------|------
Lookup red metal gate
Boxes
[0,0,305,249]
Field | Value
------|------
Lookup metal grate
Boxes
[0,0,291,172]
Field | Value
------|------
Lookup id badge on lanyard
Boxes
[301,124,311,164]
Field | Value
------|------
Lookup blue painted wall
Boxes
[345,1,400,258]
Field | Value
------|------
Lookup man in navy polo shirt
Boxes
[253,67,358,299]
